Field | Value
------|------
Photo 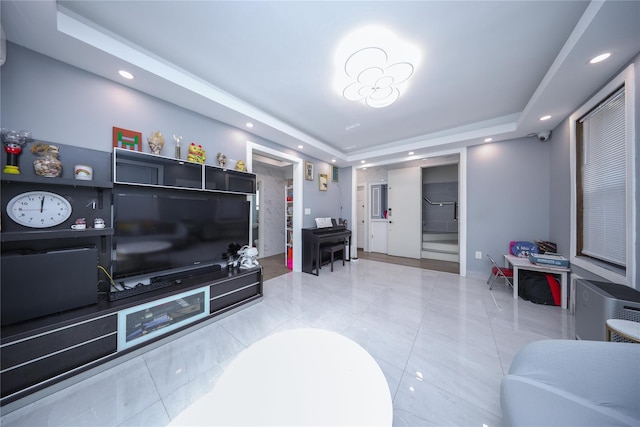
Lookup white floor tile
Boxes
[143,323,246,397]
[1,259,574,427]
[393,370,504,426]
[117,401,170,427]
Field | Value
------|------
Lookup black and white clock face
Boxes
[6,191,73,228]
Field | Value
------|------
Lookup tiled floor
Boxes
[1,259,574,426]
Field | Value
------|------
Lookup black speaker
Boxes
[1,247,98,325]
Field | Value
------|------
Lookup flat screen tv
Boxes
[113,186,249,285]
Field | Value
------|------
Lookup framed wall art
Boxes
[319,173,328,191]
[113,127,142,151]
[332,165,339,182]
[305,161,314,180]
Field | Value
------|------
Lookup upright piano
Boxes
[302,224,352,275]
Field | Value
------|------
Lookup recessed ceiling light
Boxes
[484,138,493,143]
[298,145,303,149]
[362,167,367,170]
[589,53,611,64]
[360,160,366,164]
[246,122,254,128]
[539,115,551,121]
[331,159,336,163]
[118,70,134,80]
[408,151,414,155]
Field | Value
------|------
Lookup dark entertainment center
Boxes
[0,144,262,406]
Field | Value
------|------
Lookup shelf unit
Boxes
[0,267,262,406]
[1,168,114,287]
[0,227,114,242]
[1,142,113,241]
[0,145,263,407]
[118,287,210,351]
[0,173,112,188]
[1,181,113,238]
[1,148,118,405]
[114,148,256,194]
[285,181,293,269]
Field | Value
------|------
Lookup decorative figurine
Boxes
[2,128,33,174]
[187,143,206,164]
[31,143,63,177]
[173,134,182,159]
[147,131,165,155]
[235,160,247,172]
[216,152,228,167]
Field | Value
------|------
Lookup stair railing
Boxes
[423,196,457,221]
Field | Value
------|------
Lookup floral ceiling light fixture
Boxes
[335,26,421,108]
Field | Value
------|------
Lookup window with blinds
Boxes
[576,86,626,268]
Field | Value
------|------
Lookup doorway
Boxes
[251,160,290,261]
[246,142,304,272]
[357,185,365,249]
[421,163,460,263]
[355,149,467,276]
[388,167,422,258]
[369,182,389,254]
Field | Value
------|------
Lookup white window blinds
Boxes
[579,86,626,267]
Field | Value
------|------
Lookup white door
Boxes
[370,220,388,253]
[357,185,365,248]
[388,167,422,258]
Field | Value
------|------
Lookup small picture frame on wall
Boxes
[113,127,142,151]
[319,173,328,191]
[305,161,314,181]
[332,165,339,182]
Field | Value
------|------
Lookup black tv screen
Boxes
[113,186,249,282]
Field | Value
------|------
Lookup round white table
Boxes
[169,328,393,426]
[606,319,640,343]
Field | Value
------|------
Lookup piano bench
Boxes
[321,243,346,272]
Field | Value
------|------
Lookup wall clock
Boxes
[6,191,72,228]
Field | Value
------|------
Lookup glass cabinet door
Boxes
[117,287,210,351]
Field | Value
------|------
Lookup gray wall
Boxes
[548,116,572,259]
[1,43,249,161]
[423,164,458,183]
[1,43,349,233]
[466,138,551,278]
[423,164,458,233]
[636,55,640,283]
[301,161,345,228]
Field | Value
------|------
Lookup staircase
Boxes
[422,232,459,262]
